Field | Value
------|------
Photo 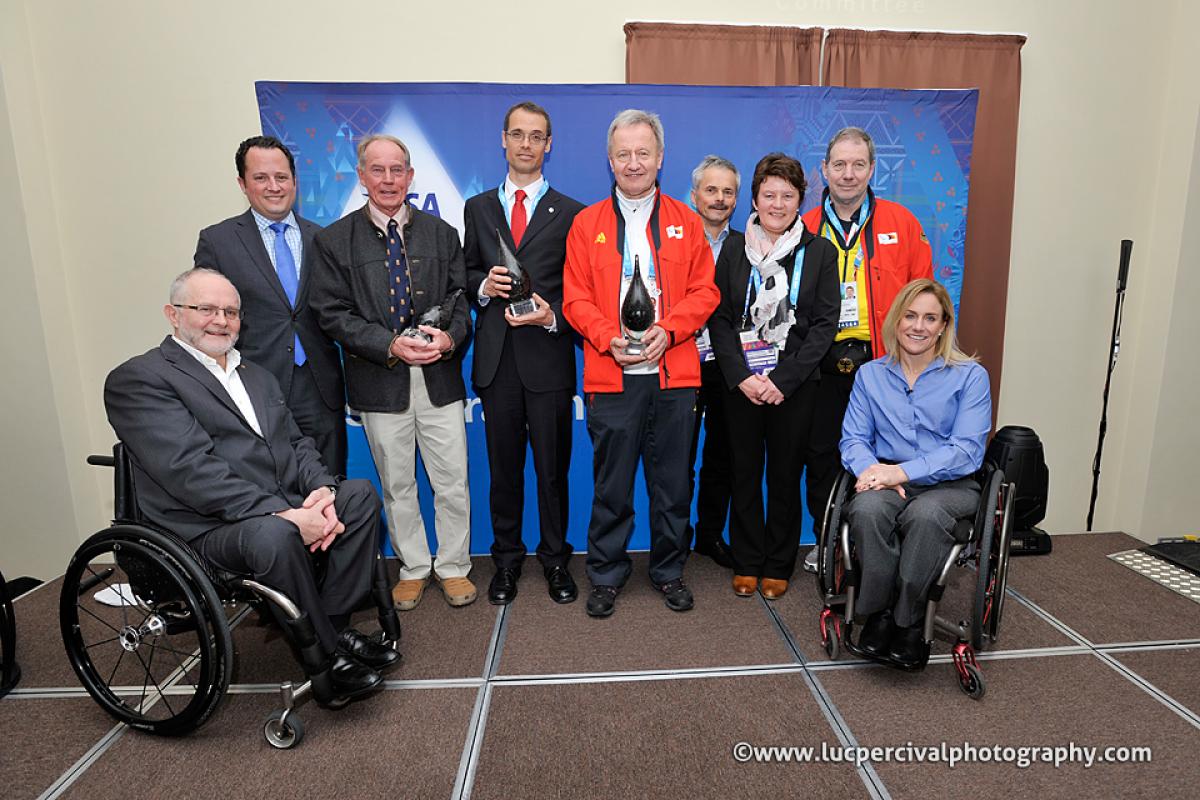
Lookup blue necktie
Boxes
[269,222,306,366]
[387,219,412,331]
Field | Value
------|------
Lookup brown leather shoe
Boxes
[760,578,789,600]
[732,575,758,597]
[438,576,477,607]
[391,578,428,611]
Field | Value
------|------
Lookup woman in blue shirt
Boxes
[839,278,991,667]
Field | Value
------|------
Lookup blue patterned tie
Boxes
[269,222,306,366]
[387,219,412,331]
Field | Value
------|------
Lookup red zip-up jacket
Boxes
[564,187,718,393]
[802,189,933,359]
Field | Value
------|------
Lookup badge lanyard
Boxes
[742,246,806,328]
[497,180,550,226]
[822,193,870,281]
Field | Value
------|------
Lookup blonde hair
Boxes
[881,279,976,365]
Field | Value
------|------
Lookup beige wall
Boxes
[2,0,1195,578]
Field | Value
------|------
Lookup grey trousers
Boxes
[845,477,980,627]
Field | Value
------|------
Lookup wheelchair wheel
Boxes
[60,525,233,736]
[817,472,854,600]
[970,470,1006,651]
[986,482,1015,642]
[263,709,305,749]
[958,662,986,700]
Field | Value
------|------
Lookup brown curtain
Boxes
[625,23,821,85]
[824,29,1026,408]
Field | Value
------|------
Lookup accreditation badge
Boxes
[838,282,859,330]
[695,326,715,362]
[739,329,779,375]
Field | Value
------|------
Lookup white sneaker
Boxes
[802,547,819,574]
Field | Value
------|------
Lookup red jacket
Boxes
[802,190,933,358]
[564,188,718,393]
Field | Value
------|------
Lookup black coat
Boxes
[194,210,345,412]
[708,225,839,398]
[309,204,470,413]
[462,186,584,392]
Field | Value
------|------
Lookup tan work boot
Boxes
[438,576,477,607]
[391,577,428,611]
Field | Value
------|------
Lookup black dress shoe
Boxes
[693,538,734,569]
[857,609,894,658]
[656,578,694,612]
[328,653,383,700]
[888,623,930,669]
[488,567,520,605]
[544,566,578,604]
[586,585,619,617]
[337,628,402,672]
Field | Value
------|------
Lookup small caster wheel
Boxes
[959,663,986,700]
[824,630,840,661]
[263,709,305,749]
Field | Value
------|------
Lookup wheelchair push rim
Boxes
[60,525,233,736]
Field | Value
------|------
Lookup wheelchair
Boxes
[59,444,403,748]
[816,461,1014,699]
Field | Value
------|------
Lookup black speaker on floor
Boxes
[1,567,20,698]
[986,426,1052,556]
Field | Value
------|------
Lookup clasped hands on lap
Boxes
[855,464,910,498]
[737,374,784,406]
[274,486,344,553]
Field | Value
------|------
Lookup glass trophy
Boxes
[402,288,463,342]
[620,256,655,356]
[496,229,537,317]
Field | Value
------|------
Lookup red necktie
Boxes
[511,188,528,247]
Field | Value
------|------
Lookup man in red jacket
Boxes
[563,109,719,617]
[800,126,934,573]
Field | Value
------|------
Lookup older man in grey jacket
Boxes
[310,134,474,610]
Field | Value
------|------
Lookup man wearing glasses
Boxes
[194,136,347,476]
[104,268,396,701]
[310,135,475,611]
[463,102,585,607]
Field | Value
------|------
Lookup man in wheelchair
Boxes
[838,278,991,668]
[103,267,399,701]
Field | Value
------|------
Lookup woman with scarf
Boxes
[708,153,839,600]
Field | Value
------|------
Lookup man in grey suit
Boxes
[104,268,396,699]
[310,134,475,611]
[195,136,347,475]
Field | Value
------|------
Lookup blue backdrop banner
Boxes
[256,81,977,556]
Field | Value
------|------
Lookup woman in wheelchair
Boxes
[838,278,991,668]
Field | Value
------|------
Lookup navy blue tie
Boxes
[269,222,306,366]
[387,219,412,331]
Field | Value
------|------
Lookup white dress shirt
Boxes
[172,337,263,437]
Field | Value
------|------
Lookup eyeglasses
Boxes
[173,304,243,320]
[505,130,548,145]
[367,165,411,179]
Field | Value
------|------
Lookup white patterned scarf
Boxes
[743,213,807,347]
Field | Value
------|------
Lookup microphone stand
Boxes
[1086,240,1133,531]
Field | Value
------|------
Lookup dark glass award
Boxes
[402,289,463,342]
[496,228,536,317]
[621,255,655,356]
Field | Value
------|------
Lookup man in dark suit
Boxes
[463,101,585,606]
[104,268,397,699]
[687,155,742,569]
[310,134,475,611]
[194,136,347,476]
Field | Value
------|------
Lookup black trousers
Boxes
[288,362,348,478]
[726,381,818,580]
[807,369,854,539]
[194,479,380,653]
[689,359,732,547]
[585,375,695,587]
[478,341,574,571]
